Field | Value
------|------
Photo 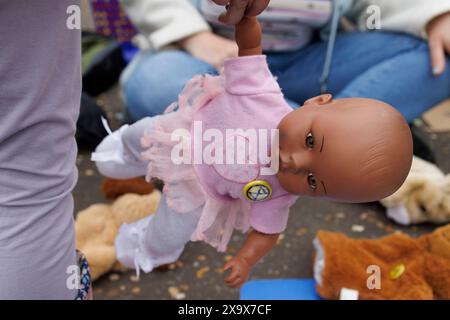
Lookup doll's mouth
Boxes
[279,157,289,171]
[279,158,303,175]
[279,158,296,173]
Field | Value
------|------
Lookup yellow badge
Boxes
[243,180,272,202]
[389,263,406,280]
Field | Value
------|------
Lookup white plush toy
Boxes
[380,156,450,225]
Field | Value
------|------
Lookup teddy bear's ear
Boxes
[101,177,155,199]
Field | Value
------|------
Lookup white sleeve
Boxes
[349,0,450,38]
[119,0,211,49]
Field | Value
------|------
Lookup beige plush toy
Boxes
[75,190,161,281]
[380,156,450,225]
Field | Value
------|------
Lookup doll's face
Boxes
[276,94,413,203]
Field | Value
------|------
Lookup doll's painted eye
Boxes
[305,132,314,149]
[307,173,317,191]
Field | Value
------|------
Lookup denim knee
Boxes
[122,50,216,120]
[337,39,450,122]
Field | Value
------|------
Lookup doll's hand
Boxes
[426,12,450,76]
[223,256,251,288]
[177,31,238,70]
[212,0,270,25]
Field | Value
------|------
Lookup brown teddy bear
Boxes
[380,156,450,225]
[313,224,450,300]
[75,178,161,281]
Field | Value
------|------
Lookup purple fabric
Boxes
[0,1,81,298]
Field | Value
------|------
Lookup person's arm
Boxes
[120,0,238,69]
[119,0,210,50]
[223,230,279,288]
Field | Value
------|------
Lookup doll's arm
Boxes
[224,229,279,288]
[235,16,262,56]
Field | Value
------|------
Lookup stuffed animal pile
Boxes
[77,154,450,295]
[313,224,450,300]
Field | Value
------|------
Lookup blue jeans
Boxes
[121,31,450,122]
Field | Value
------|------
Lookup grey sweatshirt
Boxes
[0,0,81,298]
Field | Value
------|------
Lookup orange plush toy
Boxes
[313,225,450,300]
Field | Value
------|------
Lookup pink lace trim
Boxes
[140,75,251,252]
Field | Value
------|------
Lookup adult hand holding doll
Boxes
[178,0,270,70]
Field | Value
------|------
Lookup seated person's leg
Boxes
[336,36,450,122]
[273,31,450,114]
[122,50,218,120]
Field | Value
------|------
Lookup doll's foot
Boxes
[115,216,184,277]
[115,215,156,276]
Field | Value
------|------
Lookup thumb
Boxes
[429,37,446,76]
[218,0,247,25]
[246,0,270,16]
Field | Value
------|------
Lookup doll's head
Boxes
[276,94,413,203]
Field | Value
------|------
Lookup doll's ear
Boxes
[304,94,333,106]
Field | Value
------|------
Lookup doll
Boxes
[92,12,413,288]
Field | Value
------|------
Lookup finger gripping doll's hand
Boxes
[223,256,251,288]
[235,16,262,56]
[215,0,270,25]
[213,0,270,25]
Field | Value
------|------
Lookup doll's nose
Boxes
[290,151,311,172]
[280,152,291,165]
[280,152,296,170]
[280,151,305,172]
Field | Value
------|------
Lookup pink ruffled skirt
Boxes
[140,75,251,252]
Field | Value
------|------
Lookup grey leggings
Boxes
[93,117,202,273]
